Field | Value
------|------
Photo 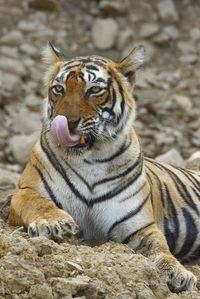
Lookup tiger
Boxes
[8,42,199,293]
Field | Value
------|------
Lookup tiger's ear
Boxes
[42,41,66,64]
[118,45,145,84]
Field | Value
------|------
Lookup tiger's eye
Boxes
[91,86,101,93]
[52,85,64,94]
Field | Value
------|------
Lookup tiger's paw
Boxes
[166,266,197,293]
[28,210,79,242]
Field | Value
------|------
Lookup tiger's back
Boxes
[145,157,200,262]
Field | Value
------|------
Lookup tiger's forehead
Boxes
[54,55,112,84]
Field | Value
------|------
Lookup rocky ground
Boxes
[0,0,200,298]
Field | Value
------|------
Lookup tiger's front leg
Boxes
[8,188,79,242]
[126,223,197,293]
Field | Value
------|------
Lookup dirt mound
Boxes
[1,219,200,299]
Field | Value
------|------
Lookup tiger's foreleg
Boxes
[8,188,79,242]
[126,223,197,293]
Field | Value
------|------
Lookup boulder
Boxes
[8,133,38,165]
[0,30,24,46]
[156,149,185,167]
[91,18,118,50]
[157,0,179,23]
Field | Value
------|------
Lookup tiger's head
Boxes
[43,42,145,152]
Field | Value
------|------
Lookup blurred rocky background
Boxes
[0,0,200,298]
[0,0,200,173]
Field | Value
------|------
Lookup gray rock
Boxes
[186,151,200,171]
[177,41,196,54]
[157,0,179,23]
[24,94,42,111]
[0,168,20,220]
[8,133,37,165]
[99,0,127,16]
[27,28,54,39]
[0,58,26,77]
[0,168,20,188]
[6,105,41,135]
[91,18,118,50]
[0,30,24,46]
[117,29,133,51]
[20,44,40,59]
[172,94,193,111]
[139,23,159,39]
[17,20,38,33]
[0,46,19,59]
[153,26,179,45]
[0,71,21,95]
[190,27,200,41]
[29,0,59,11]
[156,149,185,167]
[179,54,198,64]
[153,32,170,45]
[164,26,180,40]
[192,129,200,147]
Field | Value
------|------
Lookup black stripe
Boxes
[87,70,96,81]
[64,160,92,192]
[90,161,143,206]
[40,135,89,205]
[177,167,200,191]
[91,61,106,67]
[114,110,131,135]
[192,187,200,199]
[111,87,117,109]
[86,65,99,71]
[80,58,107,64]
[164,216,176,253]
[95,78,106,83]
[116,80,125,120]
[33,164,63,209]
[107,77,112,88]
[92,154,142,189]
[122,221,154,244]
[145,164,166,207]
[108,192,150,237]
[41,134,143,207]
[145,159,199,215]
[83,159,93,165]
[120,181,146,202]
[63,59,76,66]
[63,63,81,71]
[164,184,180,254]
[101,95,110,106]
[90,57,108,63]
[94,138,131,163]
[145,171,153,185]
[176,208,198,260]
[32,151,54,183]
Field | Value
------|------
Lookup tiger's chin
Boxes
[61,133,95,155]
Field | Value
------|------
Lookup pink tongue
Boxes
[50,115,81,147]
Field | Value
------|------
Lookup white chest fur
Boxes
[36,137,151,245]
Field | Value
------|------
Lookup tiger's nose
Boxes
[68,117,80,132]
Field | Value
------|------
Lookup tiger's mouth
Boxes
[50,115,94,149]
[71,133,95,149]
